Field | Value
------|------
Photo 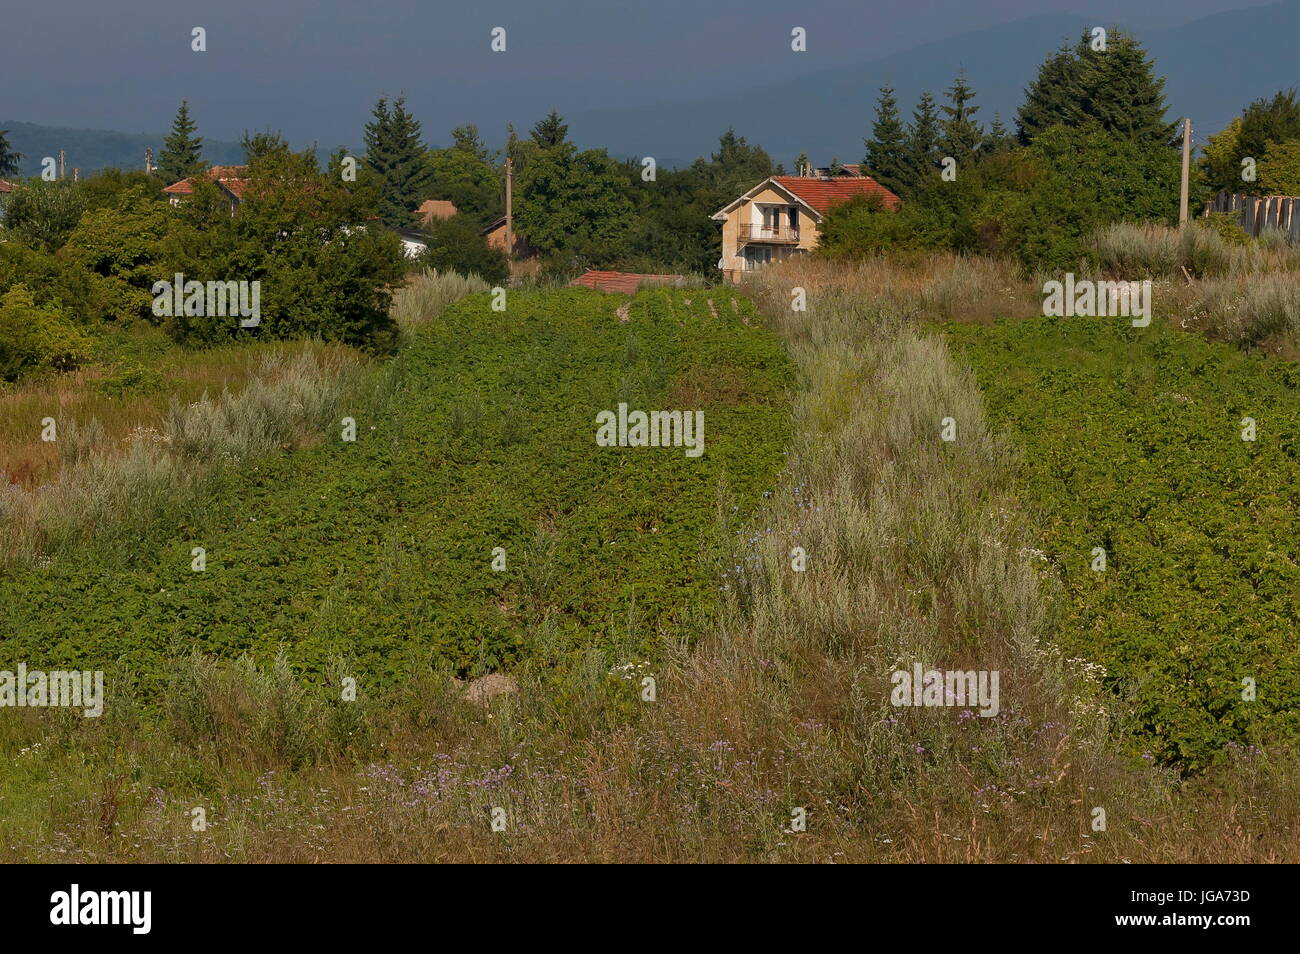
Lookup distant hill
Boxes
[569,1,1300,165]
[570,13,1094,166]
[0,120,244,179]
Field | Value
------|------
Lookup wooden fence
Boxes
[1205,192,1300,240]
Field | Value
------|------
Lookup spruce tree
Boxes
[0,129,21,176]
[363,95,432,228]
[1017,30,1173,147]
[529,111,570,149]
[983,114,1015,154]
[903,92,942,192]
[864,85,908,196]
[158,101,205,184]
[1078,31,1175,146]
[241,129,290,163]
[451,124,492,162]
[1016,44,1083,144]
[939,72,984,167]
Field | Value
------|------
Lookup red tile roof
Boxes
[163,165,249,198]
[569,270,686,295]
[418,199,458,225]
[773,175,900,213]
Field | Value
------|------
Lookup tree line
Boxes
[835,28,1294,270]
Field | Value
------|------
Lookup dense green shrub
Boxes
[817,193,946,256]
[161,148,406,352]
[63,184,172,323]
[0,241,118,324]
[0,284,95,380]
[819,124,1183,274]
[1,180,87,252]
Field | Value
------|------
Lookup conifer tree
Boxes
[902,92,942,191]
[363,95,432,228]
[939,72,985,166]
[1017,30,1173,147]
[1079,31,1175,145]
[529,111,570,149]
[864,85,908,196]
[1016,44,1083,145]
[158,101,205,184]
[0,129,20,176]
[983,114,1015,154]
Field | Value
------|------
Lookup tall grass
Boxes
[1090,220,1300,279]
[1086,222,1300,348]
[761,253,1041,324]
[391,269,490,330]
[1185,272,1300,347]
[0,349,369,569]
[778,231,1300,353]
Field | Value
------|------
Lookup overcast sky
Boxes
[0,0,1274,150]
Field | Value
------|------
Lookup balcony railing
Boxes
[738,223,800,244]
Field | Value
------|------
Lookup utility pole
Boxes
[504,155,513,262]
[145,148,154,175]
[1179,118,1192,227]
[59,150,65,180]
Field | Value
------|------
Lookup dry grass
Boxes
[1091,220,1300,280]
[4,258,1297,862]
[0,336,362,487]
[391,269,490,331]
[764,252,1042,326]
[0,347,373,570]
[783,235,1300,354]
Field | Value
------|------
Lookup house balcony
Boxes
[737,223,801,245]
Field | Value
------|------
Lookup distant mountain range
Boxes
[6,1,1300,177]
[0,120,245,180]
[570,1,1300,166]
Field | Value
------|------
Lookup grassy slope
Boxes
[0,287,790,692]
[944,316,1300,769]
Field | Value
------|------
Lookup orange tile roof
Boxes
[569,270,685,295]
[772,175,900,213]
[0,179,14,193]
[162,164,250,197]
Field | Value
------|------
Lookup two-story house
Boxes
[711,168,900,282]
